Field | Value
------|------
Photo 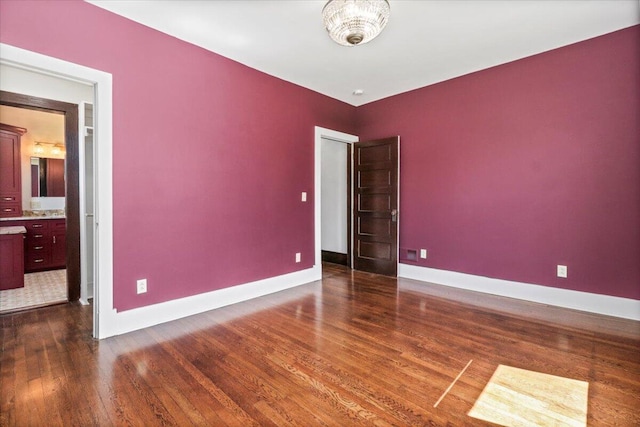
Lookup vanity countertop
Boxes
[0,226,27,234]
[0,215,66,221]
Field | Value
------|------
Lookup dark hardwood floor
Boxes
[1,263,639,426]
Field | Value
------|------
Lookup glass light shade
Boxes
[322,0,390,46]
[34,143,44,155]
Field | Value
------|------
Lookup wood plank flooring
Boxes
[1,263,639,426]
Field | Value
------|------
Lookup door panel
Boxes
[353,137,399,276]
[360,170,391,187]
[359,194,391,211]
[358,217,390,236]
[359,240,392,260]
[359,143,392,163]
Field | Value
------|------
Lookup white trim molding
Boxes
[102,267,320,337]
[399,264,640,321]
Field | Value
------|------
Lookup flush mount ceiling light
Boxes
[322,0,390,46]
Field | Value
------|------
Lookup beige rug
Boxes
[0,269,67,313]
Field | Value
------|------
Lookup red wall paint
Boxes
[0,0,357,311]
[2,1,637,306]
[357,26,640,300]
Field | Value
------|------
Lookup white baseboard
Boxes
[99,266,322,338]
[398,264,640,321]
[79,282,94,306]
[96,262,637,338]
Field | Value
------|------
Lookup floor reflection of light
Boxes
[314,291,324,340]
[99,282,322,358]
[137,360,148,376]
[24,376,64,403]
[468,365,589,427]
[557,334,570,351]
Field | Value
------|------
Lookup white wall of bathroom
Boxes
[320,137,348,254]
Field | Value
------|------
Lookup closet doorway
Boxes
[320,136,352,267]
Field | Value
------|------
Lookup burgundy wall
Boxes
[2,1,637,308]
[0,0,356,311]
[357,26,640,300]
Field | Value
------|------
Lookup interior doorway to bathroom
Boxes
[0,68,94,313]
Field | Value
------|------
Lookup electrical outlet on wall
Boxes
[420,249,427,259]
[137,278,147,294]
[557,265,567,278]
[295,253,301,263]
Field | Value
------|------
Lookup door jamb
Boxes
[346,143,352,267]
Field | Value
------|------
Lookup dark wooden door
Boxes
[353,137,399,276]
[46,158,66,197]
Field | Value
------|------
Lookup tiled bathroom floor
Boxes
[0,269,67,314]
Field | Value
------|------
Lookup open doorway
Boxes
[315,127,400,277]
[320,136,352,267]
[0,106,70,313]
[314,126,358,276]
[0,45,112,339]
[0,90,82,301]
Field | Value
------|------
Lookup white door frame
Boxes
[314,126,358,275]
[79,101,94,307]
[1,43,113,339]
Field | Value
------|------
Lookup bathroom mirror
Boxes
[30,157,65,197]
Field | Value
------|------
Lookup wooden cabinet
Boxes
[2,218,66,272]
[0,124,26,218]
[51,220,67,267]
[24,220,51,271]
[0,233,25,290]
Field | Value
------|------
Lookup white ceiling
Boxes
[88,0,639,107]
[0,105,65,147]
